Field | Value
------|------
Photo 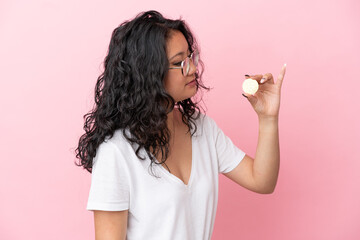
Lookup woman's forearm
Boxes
[253,116,280,193]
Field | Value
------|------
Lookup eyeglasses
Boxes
[168,50,199,77]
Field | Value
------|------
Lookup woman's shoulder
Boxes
[102,128,135,153]
[194,111,216,126]
[190,111,217,137]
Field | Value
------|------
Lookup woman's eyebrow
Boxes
[169,49,189,61]
[169,51,185,61]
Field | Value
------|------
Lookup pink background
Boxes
[1,0,359,239]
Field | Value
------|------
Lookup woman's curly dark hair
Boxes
[74,10,210,175]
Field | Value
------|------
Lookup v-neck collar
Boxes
[155,134,195,188]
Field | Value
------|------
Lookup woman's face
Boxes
[164,30,197,102]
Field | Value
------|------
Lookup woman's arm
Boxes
[94,210,128,240]
[253,116,280,193]
[242,64,286,193]
[222,116,279,194]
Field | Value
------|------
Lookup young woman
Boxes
[75,10,286,240]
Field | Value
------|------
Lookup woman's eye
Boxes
[174,62,182,66]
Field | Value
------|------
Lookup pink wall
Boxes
[1,0,359,239]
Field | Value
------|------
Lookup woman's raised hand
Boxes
[242,64,287,119]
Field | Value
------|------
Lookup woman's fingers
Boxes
[276,64,287,88]
[261,73,274,84]
[248,74,263,83]
[245,63,287,86]
[246,73,274,84]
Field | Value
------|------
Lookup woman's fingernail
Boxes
[242,93,248,98]
[260,78,265,83]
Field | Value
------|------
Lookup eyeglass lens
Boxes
[182,50,199,76]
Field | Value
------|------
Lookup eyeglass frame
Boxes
[168,49,199,77]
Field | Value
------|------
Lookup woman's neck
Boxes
[167,107,178,133]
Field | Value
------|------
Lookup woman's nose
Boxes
[188,59,197,76]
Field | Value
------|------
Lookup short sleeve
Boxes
[207,116,246,174]
[86,140,130,211]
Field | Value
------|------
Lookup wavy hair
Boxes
[74,10,210,175]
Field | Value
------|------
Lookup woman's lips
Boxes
[186,79,196,86]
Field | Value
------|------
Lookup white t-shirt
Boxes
[86,113,246,240]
